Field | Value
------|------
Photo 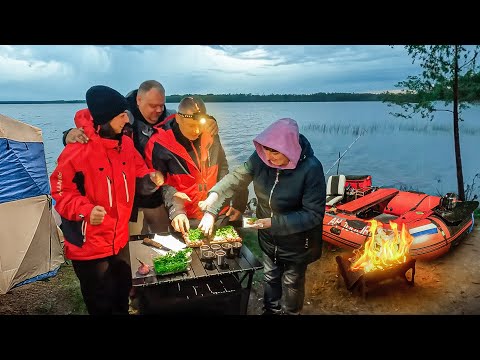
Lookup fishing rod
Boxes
[325,129,367,175]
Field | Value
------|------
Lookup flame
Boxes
[349,219,414,273]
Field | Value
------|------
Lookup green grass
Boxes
[474,208,480,220]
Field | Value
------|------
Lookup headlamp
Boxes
[178,112,213,124]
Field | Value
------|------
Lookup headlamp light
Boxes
[178,112,213,124]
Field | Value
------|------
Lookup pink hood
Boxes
[253,118,302,170]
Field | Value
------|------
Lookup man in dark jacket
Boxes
[62,80,219,234]
[199,118,326,315]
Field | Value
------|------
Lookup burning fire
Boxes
[349,219,414,273]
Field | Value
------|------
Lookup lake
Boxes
[1,101,479,199]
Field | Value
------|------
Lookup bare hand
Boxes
[66,128,89,144]
[90,205,106,225]
[226,206,242,221]
[171,214,190,234]
[173,192,192,202]
[149,171,164,187]
[204,117,219,137]
[198,212,215,236]
[250,217,271,230]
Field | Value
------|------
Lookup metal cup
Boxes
[210,243,222,252]
[200,244,211,260]
[215,250,227,268]
[203,250,216,270]
[221,242,234,258]
[231,241,242,257]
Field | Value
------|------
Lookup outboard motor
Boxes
[440,192,458,211]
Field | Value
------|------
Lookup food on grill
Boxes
[211,225,242,243]
[183,228,206,247]
[246,217,258,225]
[152,248,192,275]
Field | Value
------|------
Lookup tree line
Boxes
[0,92,388,104]
[2,79,479,105]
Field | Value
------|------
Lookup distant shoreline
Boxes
[0,92,401,104]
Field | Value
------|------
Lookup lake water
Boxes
[1,101,479,199]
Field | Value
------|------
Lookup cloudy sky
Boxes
[0,45,421,101]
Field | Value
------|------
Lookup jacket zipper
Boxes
[105,156,117,253]
[122,171,129,203]
[81,220,87,243]
[191,141,207,193]
[268,169,280,262]
[106,176,113,207]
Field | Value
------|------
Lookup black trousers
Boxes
[71,246,132,315]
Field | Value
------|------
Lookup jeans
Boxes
[262,253,308,315]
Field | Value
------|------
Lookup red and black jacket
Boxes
[50,135,156,261]
[67,108,184,221]
[144,117,247,220]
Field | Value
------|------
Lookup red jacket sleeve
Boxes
[74,108,96,140]
[50,144,95,222]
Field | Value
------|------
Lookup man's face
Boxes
[176,113,203,141]
[137,88,166,124]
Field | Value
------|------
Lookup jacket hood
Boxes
[253,118,302,169]
[125,89,143,122]
[74,108,98,140]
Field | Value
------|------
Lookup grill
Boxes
[336,255,416,299]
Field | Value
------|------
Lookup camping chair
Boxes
[326,175,346,206]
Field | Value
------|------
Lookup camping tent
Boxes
[0,113,64,294]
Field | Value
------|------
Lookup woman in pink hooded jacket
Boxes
[198,118,326,315]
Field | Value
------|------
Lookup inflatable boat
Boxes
[323,175,479,261]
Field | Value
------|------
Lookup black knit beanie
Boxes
[86,85,128,126]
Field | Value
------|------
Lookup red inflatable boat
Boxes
[323,175,478,261]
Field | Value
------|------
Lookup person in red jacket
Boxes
[144,96,248,229]
[50,85,171,315]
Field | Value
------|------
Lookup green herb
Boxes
[214,225,239,239]
[152,248,192,275]
[187,228,205,242]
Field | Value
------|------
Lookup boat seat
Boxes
[326,175,346,206]
[338,188,399,214]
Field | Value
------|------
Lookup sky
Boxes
[0,45,422,101]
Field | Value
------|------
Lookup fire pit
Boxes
[336,219,416,299]
[336,255,416,299]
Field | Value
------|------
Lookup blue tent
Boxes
[0,113,64,294]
